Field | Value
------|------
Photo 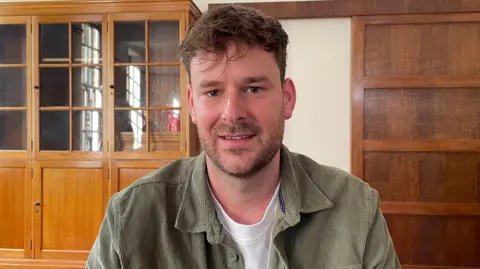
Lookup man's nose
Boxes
[221,91,246,122]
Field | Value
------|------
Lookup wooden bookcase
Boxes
[0,0,201,268]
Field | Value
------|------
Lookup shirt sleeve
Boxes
[363,189,401,269]
[86,194,122,269]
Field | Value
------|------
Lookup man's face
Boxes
[188,42,296,178]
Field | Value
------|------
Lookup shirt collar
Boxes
[174,145,334,242]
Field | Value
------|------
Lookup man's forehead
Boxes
[189,45,279,87]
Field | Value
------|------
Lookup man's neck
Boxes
[207,151,281,225]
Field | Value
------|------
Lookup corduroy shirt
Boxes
[86,145,400,269]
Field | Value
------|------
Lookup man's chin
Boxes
[214,153,257,177]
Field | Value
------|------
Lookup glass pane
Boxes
[40,68,69,107]
[73,67,102,107]
[40,111,69,151]
[148,21,179,63]
[73,111,102,151]
[40,24,69,64]
[150,110,181,151]
[115,22,145,63]
[149,66,180,107]
[115,110,146,151]
[115,66,145,108]
[0,68,26,107]
[0,111,26,150]
[72,23,103,64]
[0,24,26,64]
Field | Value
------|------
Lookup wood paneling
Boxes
[0,259,85,269]
[352,13,480,269]
[364,140,480,152]
[381,202,480,216]
[0,167,25,249]
[386,215,480,267]
[365,88,480,140]
[34,161,108,260]
[0,0,194,16]
[365,23,480,76]
[363,76,480,88]
[111,160,172,193]
[403,267,480,269]
[350,16,365,177]
[0,161,30,259]
[365,152,480,203]
[209,0,480,20]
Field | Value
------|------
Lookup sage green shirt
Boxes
[86,145,400,269]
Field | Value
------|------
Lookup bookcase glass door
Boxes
[0,21,28,152]
[112,18,182,153]
[36,17,105,153]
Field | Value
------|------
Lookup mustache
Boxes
[213,121,260,135]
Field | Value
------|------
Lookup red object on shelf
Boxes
[166,111,180,132]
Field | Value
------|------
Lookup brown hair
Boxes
[180,4,289,82]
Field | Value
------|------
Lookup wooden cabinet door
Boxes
[351,13,480,269]
[111,160,173,193]
[107,12,188,160]
[32,15,107,160]
[33,161,108,260]
[0,15,33,260]
[0,160,32,259]
[0,16,31,160]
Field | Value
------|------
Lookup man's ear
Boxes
[187,84,197,124]
[282,78,296,120]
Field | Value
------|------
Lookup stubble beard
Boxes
[199,115,285,179]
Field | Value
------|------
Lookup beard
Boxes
[199,113,285,179]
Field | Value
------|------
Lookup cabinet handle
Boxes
[34,85,40,90]
[34,202,41,206]
[109,85,114,89]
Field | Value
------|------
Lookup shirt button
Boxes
[229,251,238,261]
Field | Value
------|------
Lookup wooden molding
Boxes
[189,0,202,19]
[364,140,480,152]
[0,259,85,269]
[350,16,365,178]
[0,0,198,16]
[402,264,480,269]
[381,202,480,216]
[209,0,480,19]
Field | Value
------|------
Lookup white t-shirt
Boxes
[210,184,280,269]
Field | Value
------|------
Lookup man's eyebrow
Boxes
[198,80,222,88]
[242,75,270,84]
[197,75,271,88]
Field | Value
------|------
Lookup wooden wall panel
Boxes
[364,88,480,140]
[0,167,25,249]
[110,160,173,193]
[118,167,156,190]
[365,152,480,203]
[0,163,28,259]
[365,23,480,76]
[352,13,480,269]
[386,215,480,267]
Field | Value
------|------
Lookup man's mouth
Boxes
[219,134,255,140]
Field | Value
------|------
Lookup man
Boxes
[86,4,400,269]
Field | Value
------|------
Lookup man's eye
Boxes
[206,90,219,97]
[246,86,261,93]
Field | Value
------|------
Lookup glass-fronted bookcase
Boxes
[0,1,200,268]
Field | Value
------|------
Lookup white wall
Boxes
[281,18,351,172]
